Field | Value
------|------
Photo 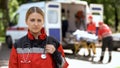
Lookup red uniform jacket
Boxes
[87,22,96,34]
[98,24,112,38]
[9,31,69,68]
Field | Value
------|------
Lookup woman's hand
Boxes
[45,44,56,54]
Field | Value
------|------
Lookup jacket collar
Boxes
[27,28,47,40]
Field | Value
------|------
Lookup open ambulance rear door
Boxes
[45,2,61,42]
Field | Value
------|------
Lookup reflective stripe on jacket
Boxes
[9,35,68,68]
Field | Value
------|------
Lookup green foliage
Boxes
[0,37,5,43]
[8,0,19,21]
[0,11,5,37]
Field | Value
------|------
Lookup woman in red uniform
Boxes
[9,6,68,68]
[97,21,113,63]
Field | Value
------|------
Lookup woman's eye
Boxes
[30,19,35,22]
[38,19,41,22]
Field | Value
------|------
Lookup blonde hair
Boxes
[26,6,44,21]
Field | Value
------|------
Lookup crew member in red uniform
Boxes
[75,10,85,30]
[97,21,113,63]
[87,15,96,34]
[9,6,69,68]
[86,15,96,57]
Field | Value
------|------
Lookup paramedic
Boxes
[86,15,96,56]
[61,8,69,41]
[9,6,69,68]
[75,10,85,30]
[97,21,113,63]
[87,15,96,34]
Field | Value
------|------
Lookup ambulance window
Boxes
[48,10,58,24]
[10,13,19,26]
[92,12,100,15]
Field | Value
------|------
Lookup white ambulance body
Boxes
[89,4,103,27]
[6,1,102,54]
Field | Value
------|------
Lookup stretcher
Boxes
[73,29,98,56]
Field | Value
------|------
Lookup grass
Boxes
[0,37,5,43]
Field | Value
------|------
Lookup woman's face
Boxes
[26,12,44,34]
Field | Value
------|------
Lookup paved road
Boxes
[0,43,11,67]
[64,48,120,68]
[0,43,120,68]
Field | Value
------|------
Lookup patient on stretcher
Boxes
[73,29,98,57]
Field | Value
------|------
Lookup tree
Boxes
[112,0,120,32]
[0,0,10,36]
[0,0,19,36]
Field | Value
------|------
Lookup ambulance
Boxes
[6,0,103,54]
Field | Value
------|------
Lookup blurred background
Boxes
[0,0,120,68]
[0,0,120,37]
